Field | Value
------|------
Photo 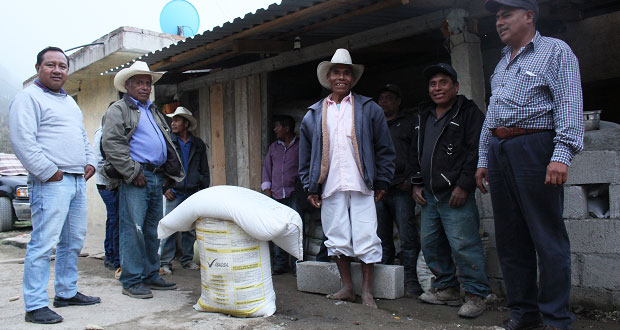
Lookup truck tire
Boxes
[0,197,13,232]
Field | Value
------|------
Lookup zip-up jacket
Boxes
[409,95,484,199]
[169,132,210,195]
[299,93,395,196]
[101,94,185,189]
[387,112,416,187]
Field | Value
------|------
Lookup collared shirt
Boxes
[261,136,299,200]
[34,79,67,95]
[127,96,167,166]
[421,107,451,201]
[478,31,584,167]
[322,92,372,199]
[173,135,192,197]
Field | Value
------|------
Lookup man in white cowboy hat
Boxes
[299,48,395,308]
[159,107,210,275]
[101,61,185,299]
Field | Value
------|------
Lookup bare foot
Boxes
[326,287,356,302]
[361,291,377,308]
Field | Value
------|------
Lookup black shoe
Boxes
[405,283,423,297]
[500,318,544,330]
[143,277,177,290]
[122,283,153,299]
[54,292,101,307]
[25,307,63,324]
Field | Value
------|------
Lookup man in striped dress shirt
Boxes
[476,1,584,330]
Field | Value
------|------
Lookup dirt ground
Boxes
[1,227,618,330]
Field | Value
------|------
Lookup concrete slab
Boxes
[296,261,404,299]
[566,219,620,254]
[582,254,620,290]
[567,150,620,185]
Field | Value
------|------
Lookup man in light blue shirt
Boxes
[102,61,184,299]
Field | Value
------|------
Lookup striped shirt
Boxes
[478,31,584,167]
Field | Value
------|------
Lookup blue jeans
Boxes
[98,187,120,268]
[376,187,421,286]
[488,132,574,328]
[160,195,196,267]
[420,188,489,297]
[273,194,298,270]
[118,170,164,288]
[23,174,88,311]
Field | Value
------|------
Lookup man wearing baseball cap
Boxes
[411,63,488,318]
[476,1,583,329]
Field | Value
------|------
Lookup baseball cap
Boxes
[378,84,402,98]
[423,63,458,82]
[485,0,539,19]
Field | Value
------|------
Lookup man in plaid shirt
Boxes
[476,1,583,330]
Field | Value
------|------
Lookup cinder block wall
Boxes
[478,122,620,310]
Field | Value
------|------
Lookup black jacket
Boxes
[170,133,210,195]
[409,95,484,200]
[387,112,416,187]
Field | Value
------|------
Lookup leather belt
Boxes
[491,127,550,139]
[140,162,163,174]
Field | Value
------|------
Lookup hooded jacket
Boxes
[409,95,484,200]
[299,93,395,196]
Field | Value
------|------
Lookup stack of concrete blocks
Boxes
[477,121,620,309]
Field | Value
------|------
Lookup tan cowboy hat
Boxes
[166,106,197,131]
[316,48,364,89]
[113,61,164,93]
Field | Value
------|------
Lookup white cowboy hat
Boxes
[316,48,364,89]
[166,106,197,131]
[113,61,164,93]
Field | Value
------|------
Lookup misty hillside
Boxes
[0,64,21,153]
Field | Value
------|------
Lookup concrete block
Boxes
[566,220,620,254]
[571,254,583,287]
[296,261,404,299]
[567,150,620,185]
[488,278,506,297]
[582,254,620,290]
[610,184,620,219]
[571,286,614,309]
[476,190,494,219]
[563,185,589,219]
[485,247,503,278]
[481,218,496,248]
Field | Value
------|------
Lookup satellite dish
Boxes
[160,0,200,37]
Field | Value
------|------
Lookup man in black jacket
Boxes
[159,107,210,275]
[375,84,422,297]
[410,63,489,318]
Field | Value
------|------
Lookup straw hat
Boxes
[113,61,163,93]
[166,107,197,131]
[316,49,364,89]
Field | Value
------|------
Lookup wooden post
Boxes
[209,84,226,185]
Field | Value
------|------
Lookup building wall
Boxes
[75,75,118,255]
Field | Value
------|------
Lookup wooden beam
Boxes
[247,74,262,191]
[278,0,403,40]
[178,9,451,91]
[233,39,292,53]
[234,77,250,188]
[150,0,363,71]
[209,84,226,186]
[172,51,238,73]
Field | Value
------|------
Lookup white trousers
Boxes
[320,191,382,263]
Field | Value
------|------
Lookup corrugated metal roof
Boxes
[105,0,620,84]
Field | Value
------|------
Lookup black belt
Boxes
[140,162,163,174]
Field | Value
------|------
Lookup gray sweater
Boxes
[9,83,96,181]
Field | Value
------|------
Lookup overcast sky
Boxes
[1,0,280,87]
